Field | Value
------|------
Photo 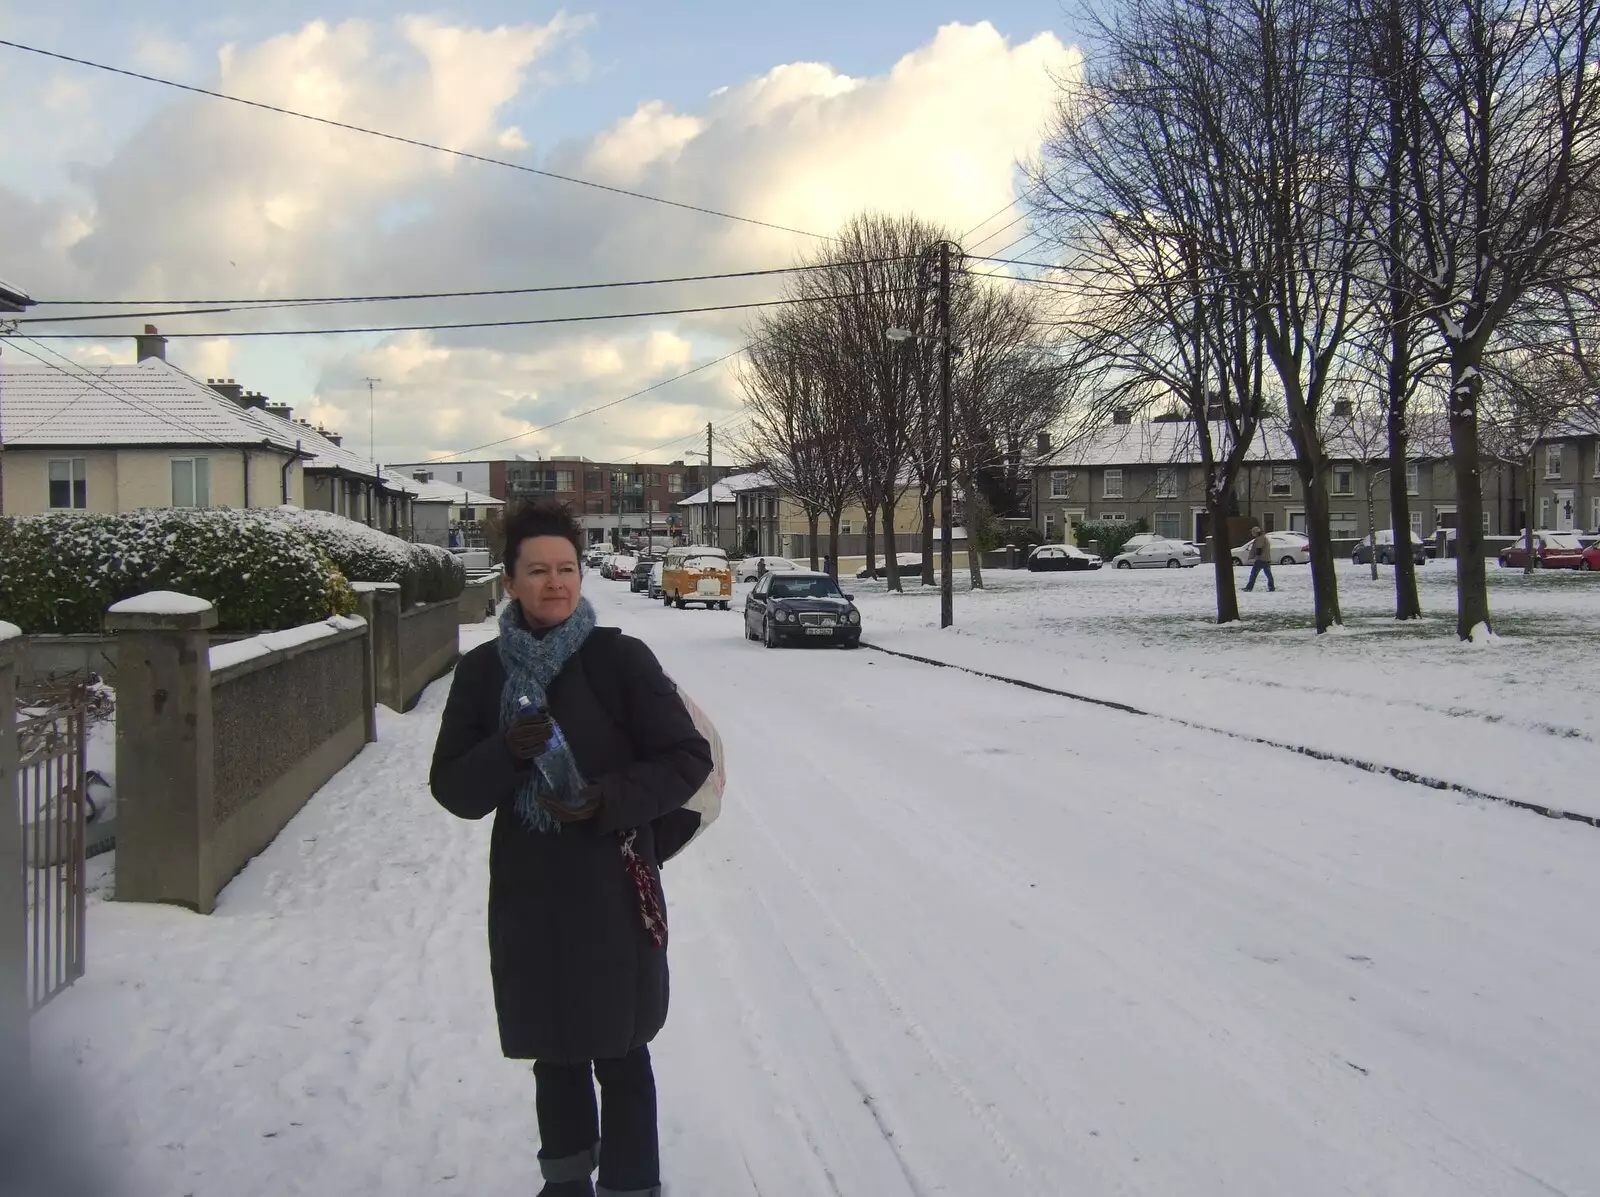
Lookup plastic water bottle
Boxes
[518,695,570,793]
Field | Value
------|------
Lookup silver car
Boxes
[1112,539,1203,569]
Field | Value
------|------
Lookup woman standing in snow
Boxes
[430,499,712,1197]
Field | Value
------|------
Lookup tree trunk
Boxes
[1448,353,1492,639]
[1208,490,1240,624]
[1303,471,1343,632]
[963,474,986,592]
[1387,407,1422,619]
[806,509,820,571]
[1522,452,1537,576]
[827,510,842,579]
[865,506,879,580]
[882,499,903,593]
[920,493,936,586]
[1365,467,1378,582]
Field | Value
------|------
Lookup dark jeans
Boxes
[535,1046,659,1195]
[1245,559,1275,591]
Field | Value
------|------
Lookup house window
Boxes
[1545,444,1563,479]
[1051,470,1075,499]
[1264,512,1276,532]
[47,458,88,509]
[668,473,684,493]
[585,472,604,492]
[1482,510,1491,534]
[1332,467,1354,495]
[1405,462,1420,495]
[841,520,852,536]
[1155,467,1179,499]
[1329,511,1358,538]
[1045,512,1057,538]
[649,499,661,513]
[461,508,476,523]
[1102,469,1124,499]
[171,457,211,508]
[1539,497,1550,528]
[1410,511,1423,532]
[1270,467,1294,497]
[1154,511,1180,540]
[1102,511,1127,522]
[1591,496,1600,531]
[455,471,463,483]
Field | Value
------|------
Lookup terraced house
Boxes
[1032,415,1526,549]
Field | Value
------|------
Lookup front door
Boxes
[1555,490,1575,531]
[1287,510,1306,534]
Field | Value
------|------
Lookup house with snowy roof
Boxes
[1031,409,1524,548]
[679,468,927,561]
[391,469,503,547]
[0,327,309,517]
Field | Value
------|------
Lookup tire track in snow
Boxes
[860,642,1600,830]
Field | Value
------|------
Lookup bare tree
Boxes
[1378,0,1600,636]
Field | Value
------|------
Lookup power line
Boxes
[422,346,749,463]
[0,37,826,242]
[29,259,907,309]
[967,211,1030,253]
[21,291,893,340]
[959,198,1022,243]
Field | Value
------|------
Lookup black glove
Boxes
[505,712,554,761]
[542,784,604,824]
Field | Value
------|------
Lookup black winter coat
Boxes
[429,626,713,1063]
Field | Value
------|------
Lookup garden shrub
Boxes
[0,508,357,634]
[268,507,464,605]
[1075,517,1149,560]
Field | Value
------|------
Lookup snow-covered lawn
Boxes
[31,583,1600,1197]
[847,560,1600,819]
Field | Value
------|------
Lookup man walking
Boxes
[1243,526,1275,592]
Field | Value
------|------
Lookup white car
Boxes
[1112,539,1203,569]
[648,561,665,599]
[1121,533,1202,555]
[1231,532,1311,566]
[736,555,799,583]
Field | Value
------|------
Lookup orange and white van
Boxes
[661,546,732,610]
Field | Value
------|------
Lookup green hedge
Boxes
[1074,517,1149,560]
[267,507,465,605]
[0,509,357,634]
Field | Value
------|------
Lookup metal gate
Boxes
[18,698,86,1011]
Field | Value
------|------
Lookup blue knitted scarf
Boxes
[497,598,597,833]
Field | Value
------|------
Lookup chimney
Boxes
[1036,431,1052,454]
[1112,409,1133,425]
[209,378,245,404]
[264,402,293,423]
[412,469,433,483]
[135,323,166,363]
[1206,402,1224,420]
[1332,399,1353,418]
[241,389,270,410]
[322,431,342,447]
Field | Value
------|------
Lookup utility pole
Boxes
[707,421,716,550]
[937,241,954,630]
[361,377,382,462]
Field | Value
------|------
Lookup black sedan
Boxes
[630,558,657,593]
[1027,544,1103,572]
[744,570,863,648]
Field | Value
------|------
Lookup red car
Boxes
[1584,542,1600,572]
[1498,532,1587,570]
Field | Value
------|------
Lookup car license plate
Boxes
[805,627,833,636]
[696,580,720,595]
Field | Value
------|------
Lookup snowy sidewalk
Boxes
[34,596,1600,1197]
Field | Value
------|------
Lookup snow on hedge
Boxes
[0,508,357,635]
[267,507,464,606]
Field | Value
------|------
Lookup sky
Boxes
[0,0,1081,468]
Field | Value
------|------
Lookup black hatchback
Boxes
[630,558,657,593]
[744,570,862,648]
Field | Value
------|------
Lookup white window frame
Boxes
[1481,510,1491,534]
[1409,511,1422,531]
[1545,444,1562,480]
[1269,467,1294,497]
[1155,467,1179,500]
[1405,462,1420,495]
[1286,508,1307,534]
[1539,497,1550,528]
[841,520,852,536]
[1102,468,1124,499]
[1044,512,1058,538]
[48,457,89,510]
[1591,495,1600,531]
[668,474,684,493]
[1328,511,1359,538]
[1332,466,1354,495]
[1102,511,1127,522]
[1050,470,1075,499]
[170,456,211,508]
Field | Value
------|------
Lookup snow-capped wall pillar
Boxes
[352,583,402,711]
[351,590,380,745]
[0,625,25,1061]
[105,594,218,913]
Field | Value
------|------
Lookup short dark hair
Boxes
[503,499,585,572]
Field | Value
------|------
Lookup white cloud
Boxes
[4,18,1079,466]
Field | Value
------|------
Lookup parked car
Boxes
[736,555,799,583]
[744,570,862,648]
[648,560,665,599]
[1112,539,1203,569]
[586,549,609,569]
[609,554,638,581]
[1498,531,1587,570]
[1122,533,1202,555]
[856,553,925,579]
[1230,532,1311,566]
[630,558,657,593]
[1352,529,1428,566]
[1027,544,1102,572]
[662,546,733,609]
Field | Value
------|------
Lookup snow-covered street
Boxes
[35,579,1600,1197]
